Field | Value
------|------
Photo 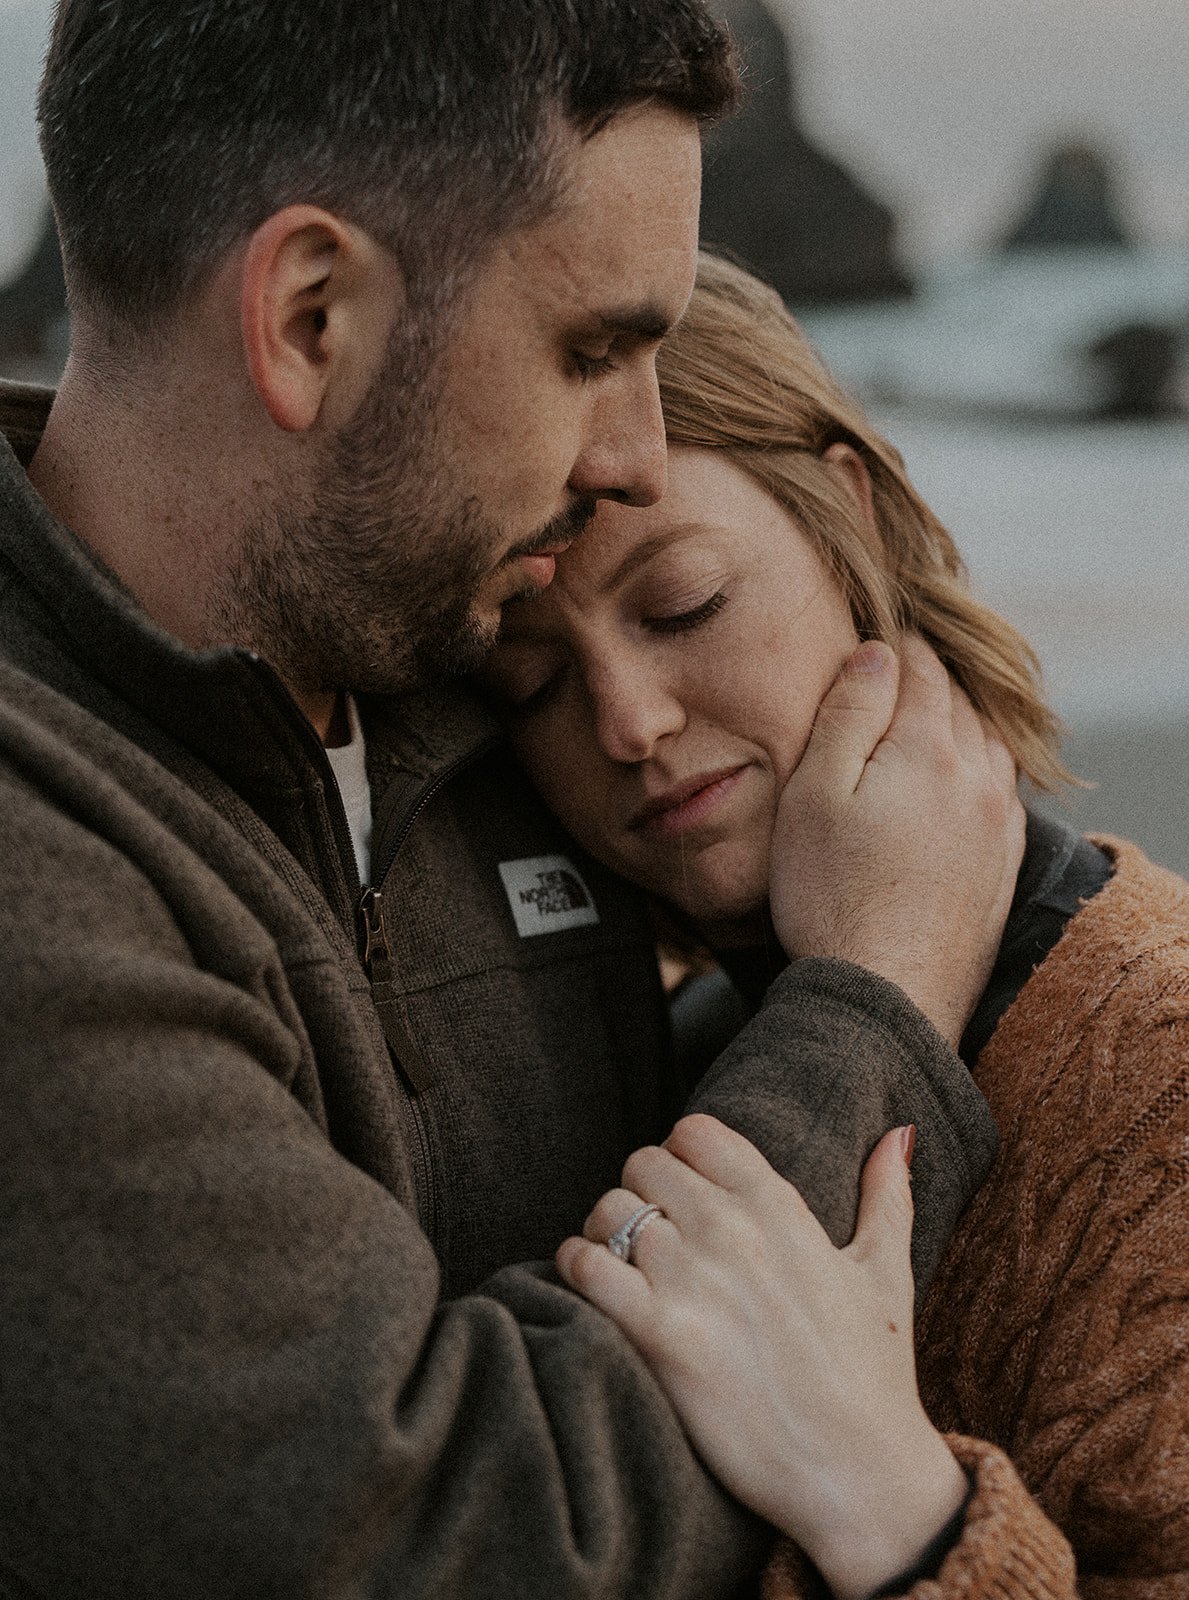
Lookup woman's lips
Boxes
[632,766,749,839]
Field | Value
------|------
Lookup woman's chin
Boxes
[665,881,769,950]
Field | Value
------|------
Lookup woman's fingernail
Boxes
[899,1125,917,1168]
[846,640,889,675]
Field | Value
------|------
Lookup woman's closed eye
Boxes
[571,347,618,382]
[481,655,565,718]
[505,671,563,716]
[643,590,728,636]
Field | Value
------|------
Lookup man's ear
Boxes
[821,441,877,536]
[239,205,403,432]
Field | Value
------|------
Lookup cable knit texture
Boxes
[765,837,1189,1600]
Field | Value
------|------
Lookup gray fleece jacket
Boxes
[0,381,997,1599]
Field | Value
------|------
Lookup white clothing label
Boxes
[498,855,600,938]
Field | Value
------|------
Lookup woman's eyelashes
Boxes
[644,590,728,635]
[571,347,617,381]
[493,583,728,716]
[501,665,563,717]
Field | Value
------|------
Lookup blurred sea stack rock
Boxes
[703,0,913,306]
[1086,320,1183,418]
[1002,140,1134,252]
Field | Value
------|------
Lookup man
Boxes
[0,2,1020,1594]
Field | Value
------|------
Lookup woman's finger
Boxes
[584,1188,677,1278]
[555,1233,655,1332]
[583,1186,650,1244]
[623,1130,826,1267]
[664,1114,811,1219]
[847,1125,917,1295]
[947,672,984,754]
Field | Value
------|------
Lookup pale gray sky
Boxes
[784,0,1189,265]
[2,0,1188,276]
[0,0,50,279]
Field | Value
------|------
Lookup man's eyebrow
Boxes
[592,305,673,341]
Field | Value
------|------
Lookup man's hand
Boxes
[769,636,1025,1046]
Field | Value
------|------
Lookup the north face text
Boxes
[498,856,600,938]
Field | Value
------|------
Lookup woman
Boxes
[480,255,1189,1597]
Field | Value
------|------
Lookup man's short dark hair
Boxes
[38,0,739,337]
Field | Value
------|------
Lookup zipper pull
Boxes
[358,887,435,1094]
[360,886,388,966]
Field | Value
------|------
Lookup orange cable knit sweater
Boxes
[765,837,1189,1600]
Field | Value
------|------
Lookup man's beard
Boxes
[221,326,593,700]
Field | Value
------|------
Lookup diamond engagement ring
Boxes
[606,1203,664,1263]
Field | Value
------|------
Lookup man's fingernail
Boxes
[899,1125,917,1168]
[846,641,888,675]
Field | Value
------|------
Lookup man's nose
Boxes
[588,655,685,764]
[569,367,668,509]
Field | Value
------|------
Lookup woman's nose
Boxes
[588,659,685,764]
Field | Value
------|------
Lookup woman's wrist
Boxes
[861,1476,973,1599]
[799,1426,970,1600]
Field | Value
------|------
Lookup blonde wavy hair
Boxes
[657,253,1069,789]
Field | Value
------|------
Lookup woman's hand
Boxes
[769,635,1025,1046]
[556,1115,968,1600]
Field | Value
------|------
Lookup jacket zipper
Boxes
[359,887,435,1094]
[360,886,437,1236]
[240,651,499,1244]
[358,736,499,1087]
[357,734,499,1244]
[369,736,499,889]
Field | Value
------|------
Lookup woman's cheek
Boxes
[510,729,563,812]
[763,656,848,787]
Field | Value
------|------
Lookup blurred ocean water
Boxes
[803,249,1189,417]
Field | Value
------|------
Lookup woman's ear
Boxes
[239,205,404,432]
[821,441,877,537]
